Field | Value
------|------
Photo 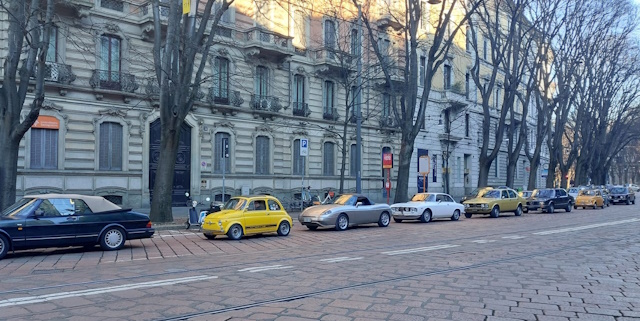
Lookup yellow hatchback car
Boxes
[574,189,605,209]
[201,195,293,240]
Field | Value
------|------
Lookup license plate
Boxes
[303,217,311,223]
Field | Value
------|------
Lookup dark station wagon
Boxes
[0,194,155,260]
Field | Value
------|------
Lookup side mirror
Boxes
[356,202,363,207]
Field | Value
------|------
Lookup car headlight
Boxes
[320,210,332,217]
[391,207,400,212]
[539,201,544,206]
[481,204,488,208]
[464,203,469,208]
[410,208,418,212]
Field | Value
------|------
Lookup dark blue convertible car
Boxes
[0,194,155,260]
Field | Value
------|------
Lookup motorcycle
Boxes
[185,193,223,229]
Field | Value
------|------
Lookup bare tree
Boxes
[355,0,480,202]
[0,0,55,210]
[148,0,232,222]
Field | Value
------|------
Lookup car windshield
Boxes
[579,190,596,196]
[334,195,356,205]
[1,198,38,217]
[610,187,627,194]
[411,194,435,202]
[483,190,501,198]
[223,198,246,210]
[568,188,578,193]
[533,189,555,198]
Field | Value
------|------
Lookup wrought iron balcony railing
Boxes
[251,94,282,112]
[292,102,311,117]
[90,70,139,93]
[34,62,77,85]
[323,107,339,121]
[379,115,395,127]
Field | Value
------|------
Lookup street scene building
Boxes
[4,0,547,208]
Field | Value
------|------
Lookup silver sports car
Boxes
[298,194,392,231]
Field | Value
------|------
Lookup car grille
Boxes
[468,204,483,208]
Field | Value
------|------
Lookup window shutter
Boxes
[256,136,269,174]
[44,129,58,169]
[323,142,334,176]
[112,123,123,170]
[293,139,301,175]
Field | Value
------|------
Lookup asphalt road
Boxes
[0,204,639,321]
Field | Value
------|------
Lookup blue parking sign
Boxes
[300,139,309,156]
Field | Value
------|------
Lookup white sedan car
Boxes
[391,193,465,223]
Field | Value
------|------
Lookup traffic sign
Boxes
[300,139,309,156]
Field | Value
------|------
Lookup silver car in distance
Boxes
[391,193,464,223]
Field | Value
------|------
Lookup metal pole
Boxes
[222,157,225,202]
[302,155,305,211]
[356,4,363,194]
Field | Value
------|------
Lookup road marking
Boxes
[533,218,640,235]
[0,275,217,308]
[502,235,525,240]
[381,244,459,256]
[471,240,496,244]
[319,257,364,263]
[237,265,294,273]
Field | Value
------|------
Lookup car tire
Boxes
[490,206,500,218]
[574,206,577,209]
[306,225,318,230]
[593,204,597,209]
[100,227,126,251]
[227,224,243,240]
[514,205,522,216]
[393,218,403,223]
[547,203,554,214]
[335,214,349,231]
[277,221,291,236]
[378,212,391,227]
[420,209,432,223]
[204,234,216,240]
[451,210,460,221]
[633,199,636,204]
[626,199,631,205]
[465,212,473,219]
[0,234,9,260]
[522,207,528,213]
[565,203,572,212]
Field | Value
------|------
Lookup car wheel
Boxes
[515,205,522,216]
[522,207,528,213]
[227,224,243,240]
[204,234,216,240]
[574,206,577,209]
[335,214,349,231]
[565,203,572,212]
[0,234,8,260]
[633,199,636,204]
[547,203,554,214]
[420,209,432,223]
[378,212,391,227]
[277,221,291,236]
[490,206,500,218]
[451,210,460,221]
[393,218,403,223]
[306,225,318,230]
[464,212,473,219]
[626,199,631,205]
[100,227,126,251]
[593,204,597,209]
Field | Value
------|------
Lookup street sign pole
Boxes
[300,139,309,210]
[221,137,229,201]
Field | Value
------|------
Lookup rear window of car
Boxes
[568,188,578,193]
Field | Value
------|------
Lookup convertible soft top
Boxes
[23,194,122,213]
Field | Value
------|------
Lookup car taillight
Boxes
[146,221,152,228]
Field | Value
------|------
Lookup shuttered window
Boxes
[293,139,305,175]
[214,132,231,173]
[255,135,270,174]
[30,128,58,169]
[323,142,335,176]
[99,122,123,171]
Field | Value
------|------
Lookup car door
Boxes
[433,194,448,218]
[74,198,114,244]
[557,189,569,207]
[243,199,268,234]
[501,190,513,211]
[354,196,376,224]
[266,199,285,232]
[24,198,80,248]
[442,194,458,217]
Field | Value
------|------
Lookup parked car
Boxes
[390,193,464,223]
[460,186,493,203]
[519,190,533,198]
[574,189,605,209]
[298,194,391,231]
[462,188,525,218]
[594,187,611,207]
[609,186,636,205]
[567,186,588,200]
[0,194,155,260]
[526,188,574,213]
[201,195,292,240]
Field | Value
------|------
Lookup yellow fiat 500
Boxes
[201,195,292,240]
[574,189,605,209]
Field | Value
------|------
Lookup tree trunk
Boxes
[505,161,517,188]
[527,158,540,190]
[149,118,182,222]
[478,156,492,188]
[545,154,557,188]
[394,134,414,203]
[0,134,19,210]
[338,120,349,194]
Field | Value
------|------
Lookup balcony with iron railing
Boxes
[243,28,294,62]
[323,107,339,121]
[292,102,311,117]
[379,115,395,128]
[34,62,77,85]
[90,70,139,93]
[312,47,354,76]
[251,94,282,112]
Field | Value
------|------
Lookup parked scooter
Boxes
[185,193,223,229]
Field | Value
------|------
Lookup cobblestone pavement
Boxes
[0,204,639,320]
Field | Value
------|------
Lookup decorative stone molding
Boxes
[93,109,133,136]
[41,99,62,111]
[99,108,127,118]
[255,124,274,134]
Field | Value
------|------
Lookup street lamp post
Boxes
[355,4,363,194]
